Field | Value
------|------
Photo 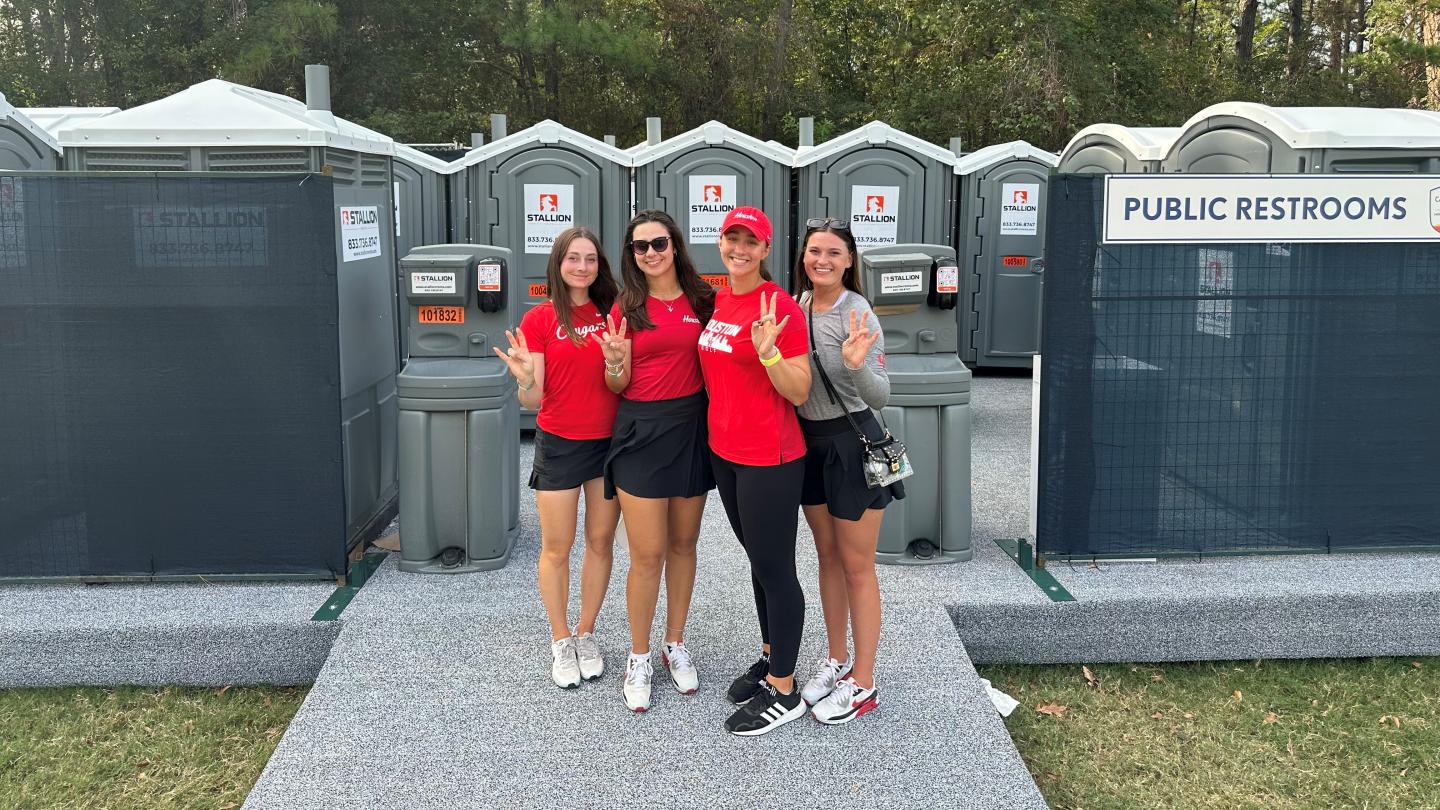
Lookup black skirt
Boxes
[603,391,715,499]
[799,410,905,521]
[529,428,611,491]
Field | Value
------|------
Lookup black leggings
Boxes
[710,452,806,680]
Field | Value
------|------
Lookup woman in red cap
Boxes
[697,205,813,736]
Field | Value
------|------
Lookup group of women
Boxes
[493,204,905,737]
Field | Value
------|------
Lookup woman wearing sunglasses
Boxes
[790,218,901,725]
[594,210,715,713]
[494,226,622,690]
[697,206,813,736]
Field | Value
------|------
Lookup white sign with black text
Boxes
[1000,183,1041,235]
[687,175,737,243]
[850,185,900,248]
[524,183,575,254]
[340,206,382,262]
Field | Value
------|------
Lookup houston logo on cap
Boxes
[539,193,559,212]
[704,185,723,202]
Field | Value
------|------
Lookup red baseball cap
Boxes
[720,206,773,244]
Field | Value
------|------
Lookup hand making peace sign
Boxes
[841,308,881,370]
[750,291,791,362]
[493,329,536,387]
[594,312,628,367]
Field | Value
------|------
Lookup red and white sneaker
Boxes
[810,676,878,725]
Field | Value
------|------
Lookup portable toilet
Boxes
[953,141,1058,368]
[631,119,795,289]
[448,119,633,315]
[794,120,958,275]
[59,67,402,549]
[0,94,61,170]
[392,143,454,257]
[1057,125,1179,174]
[19,106,120,139]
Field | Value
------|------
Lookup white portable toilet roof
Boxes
[630,121,796,166]
[0,93,62,154]
[1059,124,1181,163]
[953,140,1060,175]
[793,121,957,168]
[394,142,459,174]
[57,79,395,155]
[1175,102,1440,149]
[18,106,121,139]
[450,119,634,169]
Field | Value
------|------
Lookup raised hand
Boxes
[594,313,628,367]
[841,308,880,369]
[750,291,791,362]
[493,329,535,387]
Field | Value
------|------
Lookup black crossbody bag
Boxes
[807,299,913,489]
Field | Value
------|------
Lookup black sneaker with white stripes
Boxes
[724,681,805,736]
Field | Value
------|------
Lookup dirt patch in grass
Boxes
[982,657,1440,810]
[0,685,307,810]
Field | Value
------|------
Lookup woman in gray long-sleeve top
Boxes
[790,220,905,726]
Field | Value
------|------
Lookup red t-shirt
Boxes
[519,301,618,440]
[697,280,808,465]
[611,296,704,402]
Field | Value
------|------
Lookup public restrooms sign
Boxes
[1103,175,1440,244]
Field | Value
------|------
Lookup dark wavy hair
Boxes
[546,226,618,345]
[618,210,715,328]
[791,222,863,298]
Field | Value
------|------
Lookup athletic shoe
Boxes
[726,654,770,705]
[623,654,653,713]
[551,637,581,689]
[725,681,806,736]
[801,656,853,705]
[811,676,879,725]
[662,642,699,695]
[575,632,605,681]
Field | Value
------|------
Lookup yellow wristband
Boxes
[758,350,782,367]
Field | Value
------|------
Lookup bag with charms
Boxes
[808,300,914,489]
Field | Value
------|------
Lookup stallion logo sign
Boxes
[1431,187,1440,234]
[524,184,575,254]
[850,185,900,247]
[1000,183,1040,235]
[866,195,885,213]
[688,175,737,243]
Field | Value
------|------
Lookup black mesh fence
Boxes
[0,173,347,579]
[1038,175,1440,557]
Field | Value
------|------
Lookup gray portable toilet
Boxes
[0,94,61,170]
[631,120,795,289]
[1058,124,1179,174]
[392,143,454,258]
[795,121,958,270]
[953,141,1059,368]
[449,120,633,315]
[59,69,402,549]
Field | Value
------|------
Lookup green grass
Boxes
[0,685,307,810]
[981,658,1440,810]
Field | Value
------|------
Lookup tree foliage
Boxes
[2,0,1437,151]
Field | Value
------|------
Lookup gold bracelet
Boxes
[758,350,782,367]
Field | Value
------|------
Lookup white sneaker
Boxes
[662,641,699,695]
[800,656,853,705]
[811,676,879,725]
[623,654,653,712]
[551,637,581,689]
[575,632,605,681]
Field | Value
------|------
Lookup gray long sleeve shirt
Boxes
[797,290,890,421]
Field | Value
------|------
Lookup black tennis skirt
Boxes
[603,391,715,500]
[799,410,906,521]
[529,428,611,491]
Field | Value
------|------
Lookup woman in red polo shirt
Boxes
[595,210,715,713]
[696,206,812,737]
[494,226,621,691]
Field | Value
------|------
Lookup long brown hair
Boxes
[618,210,715,328]
[546,227,618,345]
[791,223,863,299]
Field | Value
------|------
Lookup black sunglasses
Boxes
[805,217,850,230]
[628,236,672,255]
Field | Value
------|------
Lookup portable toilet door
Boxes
[795,121,958,276]
[632,120,796,289]
[392,143,453,257]
[954,141,1059,368]
[60,70,403,550]
[450,120,633,316]
[1058,125,1179,174]
[0,94,61,170]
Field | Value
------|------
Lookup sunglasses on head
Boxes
[805,217,850,230]
[628,236,671,255]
